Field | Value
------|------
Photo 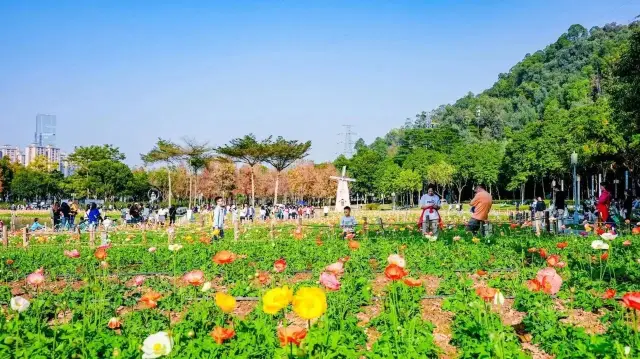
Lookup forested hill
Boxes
[336,21,640,202]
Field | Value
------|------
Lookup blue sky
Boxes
[1,0,638,164]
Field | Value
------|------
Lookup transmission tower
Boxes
[337,125,356,158]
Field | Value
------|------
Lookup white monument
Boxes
[330,166,355,212]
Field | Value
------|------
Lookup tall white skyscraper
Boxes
[35,114,56,146]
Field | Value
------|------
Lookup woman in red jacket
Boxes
[596,182,614,229]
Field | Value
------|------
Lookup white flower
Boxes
[600,232,617,241]
[453,235,461,241]
[591,240,609,250]
[493,290,505,306]
[10,296,30,312]
[201,281,212,292]
[142,331,173,358]
[387,254,406,268]
[167,244,183,252]
[624,346,630,356]
[426,234,437,242]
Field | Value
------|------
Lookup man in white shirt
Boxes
[418,187,441,237]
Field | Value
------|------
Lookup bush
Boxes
[364,203,381,210]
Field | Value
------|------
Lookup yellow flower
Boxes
[213,228,220,236]
[262,286,293,315]
[292,287,327,320]
[472,237,480,244]
[215,292,236,313]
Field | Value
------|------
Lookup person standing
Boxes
[534,196,546,235]
[623,190,633,222]
[212,197,226,240]
[70,200,79,228]
[554,186,566,231]
[597,182,614,229]
[88,202,102,228]
[466,184,493,235]
[60,201,71,230]
[169,205,177,226]
[51,202,61,229]
[418,187,441,237]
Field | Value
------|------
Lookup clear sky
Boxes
[1,0,638,164]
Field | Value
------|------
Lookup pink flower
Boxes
[325,261,344,276]
[26,271,45,287]
[536,267,563,295]
[319,272,341,291]
[555,261,567,268]
[64,249,80,258]
[183,270,205,286]
[148,247,157,253]
[98,243,111,250]
[132,275,146,286]
[623,240,631,247]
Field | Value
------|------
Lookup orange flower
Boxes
[556,242,568,249]
[632,227,640,235]
[257,271,270,285]
[348,240,360,250]
[527,247,538,253]
[546,255,560,267]
[475,287,497,301]
[384,264,407,281]
[510,223,518,229]
[213,250,236,265]
[622,292,640,310]
[6,259,14,265]
[274,258,287,273]
[623,240,631,247]
[211,326,235,344]
[316,238,323,246]
[293,227,304,240]
[277,326,307,347]
[595,228,605,236]
[403,277,422,287]
[94,247,107,260]
[602,289,616,299]
[600,252,609,261]
[476,269,487,276]
[107,317,121,329]
[345,232,355,240]
[139,291,162,309]
[538,248,547,259]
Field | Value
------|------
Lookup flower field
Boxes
[1,223,639,358]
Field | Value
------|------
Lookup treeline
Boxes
[336,22,640,202]
[0,136,341,206]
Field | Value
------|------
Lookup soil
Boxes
[420,298,457,359]
[233,301,257,319]
[493,299,526,326]
[288,272,313,284]
[371,274,389,296]
[420,275,441,296]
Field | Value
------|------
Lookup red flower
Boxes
[384,264,407,281]
[348,240,360,250]
[211,326,235,344]
[596,228,605,236]
[538,248,547,259]
[622,292,640,310]
[403,277,423,287]
[475,287,497,301]
[600,252,609,261]
[556,242,568,249]
[602,289,616,299]
[510,223,518,229]
[274,258,287,273]
[6,259,14,266]
[623,240,631,247]
[476,270,488,276]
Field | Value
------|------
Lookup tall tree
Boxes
[216,134,270,207]
[264,137,311,205]
[183,138,213,208]
[67,145,127,198]
[141,139,185,207]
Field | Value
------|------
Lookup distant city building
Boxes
[0,145,24,165]
[35,114,57,147]
[24,143,61,169]
[59,152,75,176]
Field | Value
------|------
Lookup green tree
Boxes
[0,157,16,200]
[183,138,213,208]
[141,139,185,207]
[67,145,127,198]
[395,169,422,206]
[216,134,269,207]
[264,137,311,205]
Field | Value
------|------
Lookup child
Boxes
[340,206,357,238]
[212,197,226,240]
[30,218,44,231]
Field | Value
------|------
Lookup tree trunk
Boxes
[188,172,193,209]
[168,169,172,207]
[273,171,280,205]
[541,177,546,200]
[250,166,256,207]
